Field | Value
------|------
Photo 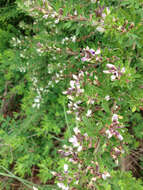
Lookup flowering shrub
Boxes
[0,0,143,189]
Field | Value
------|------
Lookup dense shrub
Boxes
[0,0,143,189]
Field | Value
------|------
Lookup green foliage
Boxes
[0,0,143,189]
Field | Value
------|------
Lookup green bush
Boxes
[0,0,143,189]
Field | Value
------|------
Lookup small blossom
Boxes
[67,110,72,114]
[91,177,96,181]
[71,35,76,42]
[95,49,101,55]
[86,109,92,117]
[75,116,81,121]
[106,7,110,15]
[64,164,68,172]
[67,95,74,100]
[33,187,38,190]
[70,80,75,88]
[121,67,126,73]
[103,70,111,74]
[72,74,78,80]
[81,57,90,62]
[102,13,106,18]
[117,133,123,141]
[55,19,59,24]
[111,75,116,81]
[51,171,57,176]
[89,49,96,55]
[73,127,80,135]
[57,183,69,190]
[105,129,113,138]
[69,136,79,147]
[84,133,88,137]
[43,14,48,19]
[105,95,110,101]
[77,145,82,152]
[74,180,79,184]
[106,64,116,70]
[96,26,105,33]
[102,172,110,180]
[63,145,68,149]
[74,10,77,15]
[112,114,118,122]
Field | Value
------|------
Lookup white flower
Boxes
[51,171,56,176]
[105,95,110,101]
[57,183,69,190]
[106,64,116,70]
[67,95,74,100]
[96,26,105,33]
[78,163,81,169]
[112,114,118,122]
[103,70,111,74]
[73,103,79,109]
[72,74,78,80]
[106,7,110,15]
[115,159,119,165]
[69,136,79,147]
[62,91,68,94]
[43,14,48,19]
[95,49,101,55]
[102,172,110,180]
[77,145,82,152]
[70,80,75,88]
[86,110,92,117]
[73,127,80,135]
[74,180,79,184]
[102,13,106,18]
[63,145,67,149]
[64,164,68,172]
[121,67,126,73]
[74,10,77,15]
[105,130,113,139]
[55,19,59,24]
[34,97,40,103]
[117,134,123,141]
[111,75,116,81]
[75,116,81,121]
[84,133,88,137]
[61,39,65,44]
[67,110,72,114]
[33,186,38,190]
[71,36,76,42]
[65,37,69,41]
[91,177,96,181]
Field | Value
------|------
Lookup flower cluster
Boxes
[61,36,76,44]
[103,64,125,81]
[81,46,100,62]
[105,114,124,141]
[63,69,98,121]
[53,127,111,189]
[111,146,125,165]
